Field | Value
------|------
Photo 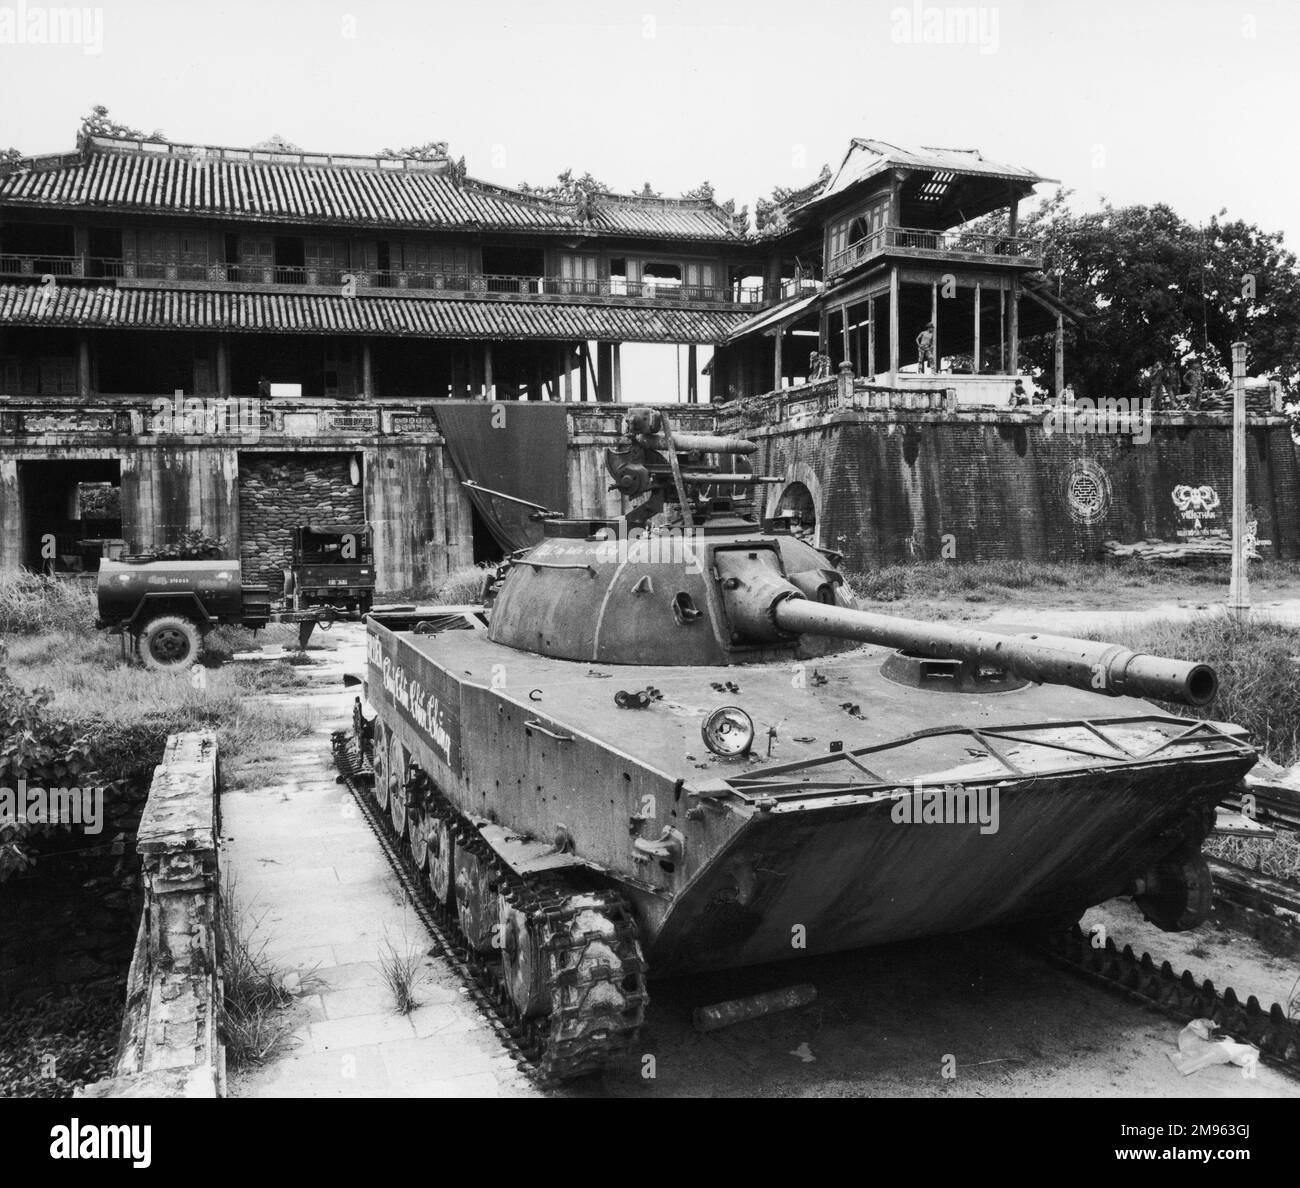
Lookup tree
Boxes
[980,191,1300,397]
[78,104,166,144]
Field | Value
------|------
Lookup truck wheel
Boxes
[137,615,202,672]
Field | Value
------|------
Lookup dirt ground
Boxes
[231,602,1299,1100]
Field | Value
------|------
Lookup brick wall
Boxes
[237,452,364,591]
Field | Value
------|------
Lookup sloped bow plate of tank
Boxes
[652,715,1255,975]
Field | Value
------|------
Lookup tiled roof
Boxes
[0,138,742,242]
[760,137,1052,236]
[0,284,747,344]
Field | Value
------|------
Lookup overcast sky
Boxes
[2,0,1296,399]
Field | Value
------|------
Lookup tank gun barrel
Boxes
[641,432,757,455]
[771,598,1217,706]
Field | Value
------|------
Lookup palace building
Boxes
[1,130,1293,585]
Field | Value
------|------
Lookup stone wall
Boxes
[754,407,1300,570]
[80,733,224,1099]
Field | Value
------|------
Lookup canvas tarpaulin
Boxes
[435,402,570,552]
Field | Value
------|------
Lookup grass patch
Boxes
[0,573,96,636]
[847,558,1300,608]
[0,628,316,784]
[376,929,423,1015]
[219,879,319,1069]
[433,564,493,605]
[1076,616,1300,768]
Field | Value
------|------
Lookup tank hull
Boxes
[645,755,1240,975]
[363,619,1255,978]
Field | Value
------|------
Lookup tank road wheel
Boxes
[407,772,430,873]
[500,902,549,1018]
[371,721,391,813]
[455,845,500,955]
[137,615,202,673]
[1135,850,1215,932]
[427,815,454,906]
[387,734,409,841]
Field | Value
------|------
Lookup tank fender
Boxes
[127,591,214,634]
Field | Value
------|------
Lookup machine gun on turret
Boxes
[604,407,784,529]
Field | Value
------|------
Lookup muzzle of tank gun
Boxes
[762,598,1218,707]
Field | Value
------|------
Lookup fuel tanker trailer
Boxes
[339,408,1255,1081]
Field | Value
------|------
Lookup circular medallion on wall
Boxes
[1063,459,1112,526]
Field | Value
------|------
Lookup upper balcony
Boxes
[0,253,774,310]
[828,224,1044,279]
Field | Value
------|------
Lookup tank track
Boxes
[331,725,647,1085]
[1034,924,1300,1073]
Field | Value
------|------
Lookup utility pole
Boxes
[1229,341,1249,618]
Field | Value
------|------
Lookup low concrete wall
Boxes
[80,733,224,1098]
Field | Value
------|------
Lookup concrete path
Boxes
[221,627,537,1098]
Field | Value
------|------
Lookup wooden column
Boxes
[840,305,850,369]
[561,344,572,402]
[774,327,784,392]
[76,332,92,398]
[687,343,698,403]
[973,285,981,374]
[999,289,1006,372]
[612,343,622,402]
[1054,313,1065,400]
[1009,276,1020,374]
[361,340,374,400]
[215,334,231,397]
[484,343,494,400]
[888,267,900,384]
[579,343,591,401]
[930,282,938,372]
[867,297,875,379]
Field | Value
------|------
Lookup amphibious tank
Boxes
[345,408,1256,1080]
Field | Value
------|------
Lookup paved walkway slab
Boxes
[221,629,538,1098]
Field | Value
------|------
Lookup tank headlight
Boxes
[701,706,754,757]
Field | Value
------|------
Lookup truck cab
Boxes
[284,523,375,617]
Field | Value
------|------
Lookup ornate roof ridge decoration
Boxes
[81,134,455,174]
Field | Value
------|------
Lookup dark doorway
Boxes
[274,236,306,284]
[18,459,122,573]
[482,244,545,291]
[470,503,504,565]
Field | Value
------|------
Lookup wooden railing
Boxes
[0,254,770,307]
[829,225,1044,276]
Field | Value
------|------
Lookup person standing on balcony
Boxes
[916,323,935,373]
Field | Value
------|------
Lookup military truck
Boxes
[96,524,376,670]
